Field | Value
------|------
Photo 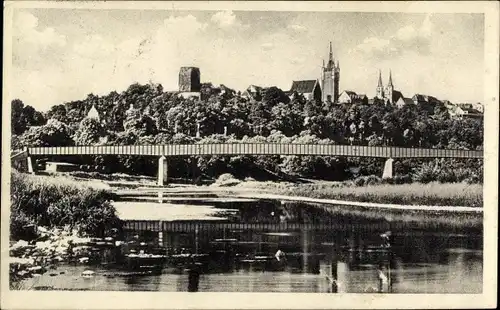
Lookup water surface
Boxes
[20,195,483,293]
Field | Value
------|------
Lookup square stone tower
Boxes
[179,67,201,92]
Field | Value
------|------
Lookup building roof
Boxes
[412,94,440,104]
[247,85,262,93]
[290,80,318,94]
[391,90,403,102]
[460,107,482,114]
[356,94,367,100]
[412,94,426,102]
[342,90,357,97]
[86,105,100,120]
[402,97,414,105]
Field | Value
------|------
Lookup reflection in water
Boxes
[21,198,483,293]
[23,227,483,293]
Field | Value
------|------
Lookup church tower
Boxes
[321,42,340,103]
[376,70,385,99]
[385,70,394,104]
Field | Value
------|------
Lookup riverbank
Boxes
[34,171,483,208]
[231,180,483,209]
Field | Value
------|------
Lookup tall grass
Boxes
[242,181,483,208]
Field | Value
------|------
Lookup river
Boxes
[20,192,483,293]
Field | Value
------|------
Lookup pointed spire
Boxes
[378,70,383,87]
[388,70,393,87]
[326,42,335,70]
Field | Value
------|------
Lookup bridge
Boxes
[12,143,483,186]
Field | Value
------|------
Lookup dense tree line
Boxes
[11,82,483,182]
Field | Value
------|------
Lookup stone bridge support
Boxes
[382,158,393,179]
[158,156,168,186]
[27,156,35,174]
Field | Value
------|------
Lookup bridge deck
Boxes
[25,143,483,159]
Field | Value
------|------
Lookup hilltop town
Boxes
[172,43,483,121]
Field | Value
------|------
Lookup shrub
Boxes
[365,175,382,186]
[411,159,483,184]
[353,176,365,187]
[412,161,440,183]
[382,177,394,185]
[214,173,241,186]
[394,174,412,184]
[10,171,121,241]
[216,173,236,183]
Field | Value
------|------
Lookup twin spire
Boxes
[378,70,393,87]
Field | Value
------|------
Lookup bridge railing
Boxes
[25,143,483,159]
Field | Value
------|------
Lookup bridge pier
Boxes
[27,156,35,174]
[382,158,394,179]
[158,156,168,186]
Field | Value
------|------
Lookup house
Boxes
[241,85,263,100]
[289,80,322,102]
[412,94,442,105]
[356,94,368,104]
[386,90,404,105]
[442,100,453,107]
[201,83,236,100]
[472,102,484,113]
[219,84,235,97]
[396,97,415,108]
[201,82,219,99]
[454,106,483,119]
[456,102,484,113]
[338,90,368,104]
[368,97,386,105]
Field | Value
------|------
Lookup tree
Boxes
[18,119,74,147]
[262,86,290,105]
[124,105,158,136]
[269,103,304,136]
[47,104,68,123]
[22,105,46,127]
[11,99,27,135]
[73,118,106,145]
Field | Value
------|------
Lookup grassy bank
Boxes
[233,180,483,208]
[10,171,121,241]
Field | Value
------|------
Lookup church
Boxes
[288,42,340,103]
[375,70,403,105]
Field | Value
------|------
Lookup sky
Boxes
[9,9,485,111]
